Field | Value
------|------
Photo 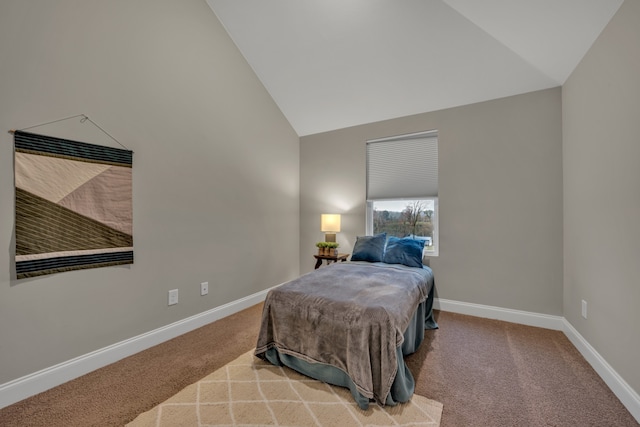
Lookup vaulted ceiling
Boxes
[206,0,623,136]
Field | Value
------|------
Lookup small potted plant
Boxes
[326,242,339,256]
[315,241,329,255]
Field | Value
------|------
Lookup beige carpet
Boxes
[127,350,443,427]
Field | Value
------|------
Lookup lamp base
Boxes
[325,233,336,243]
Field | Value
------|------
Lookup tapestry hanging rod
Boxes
[8,113,132,151]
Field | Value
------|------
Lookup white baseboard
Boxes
[434,297,640,423]
[0,286,274,410]
[562,320,640,423]
[434,298,565,330]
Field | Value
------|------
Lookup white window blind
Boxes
[366,130,438,200]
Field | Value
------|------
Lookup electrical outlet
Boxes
[168,289,179,306]
[201,282,209,296]
[581,300,587,319]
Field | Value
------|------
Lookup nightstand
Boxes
[314,253,349,269]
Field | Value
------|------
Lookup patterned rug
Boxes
[127,350,442,426]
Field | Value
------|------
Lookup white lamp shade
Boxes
[321,214,341,233]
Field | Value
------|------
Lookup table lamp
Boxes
[321,214,341,242]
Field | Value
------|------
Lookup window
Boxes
[367,198,438,255]
[366,131,439,256]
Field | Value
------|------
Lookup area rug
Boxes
[126,350,443,426]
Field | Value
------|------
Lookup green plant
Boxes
[315,241,329,248]
[326,242,339,249]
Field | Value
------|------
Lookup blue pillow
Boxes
[382,237,425,268]
[351,233,387,262]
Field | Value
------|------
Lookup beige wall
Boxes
[301,88,564,315]
[0,0,299,384]
[563,0,640,396]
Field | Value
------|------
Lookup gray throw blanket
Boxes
[255,261,432,405]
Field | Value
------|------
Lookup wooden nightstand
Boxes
[314,253,349,269]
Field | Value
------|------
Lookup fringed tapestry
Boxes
[14,130,133,279]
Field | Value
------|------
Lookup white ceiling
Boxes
[206,0,623,136]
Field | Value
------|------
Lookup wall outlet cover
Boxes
[168,289,179,306]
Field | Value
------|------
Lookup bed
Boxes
[255,234,437,409]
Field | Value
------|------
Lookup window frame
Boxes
[365,129,439,257]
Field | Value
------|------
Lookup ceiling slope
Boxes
[206,0,623,136]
